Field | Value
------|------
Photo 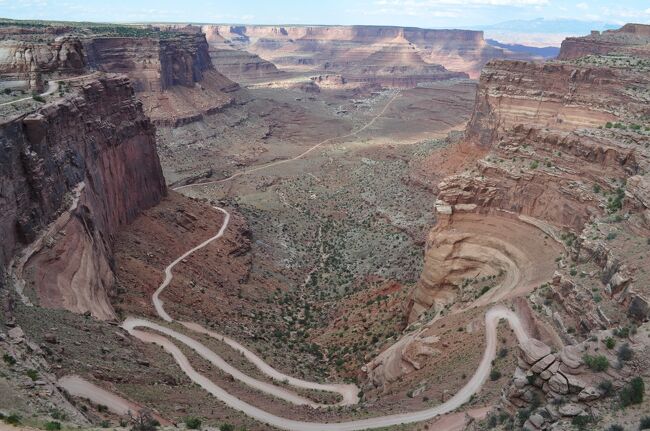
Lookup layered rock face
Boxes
[202,25,501,81]
[408,26,650,321]
[208,48,286,84]
[0,75,166,319]
[0,38,86,89]
[83,34,239,125]
[558,23,650,60]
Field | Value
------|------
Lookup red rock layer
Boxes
[0,75,167,319]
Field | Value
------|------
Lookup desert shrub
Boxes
[498,347,509,358]
[45,421,61,431]
[219,424,234,431]
[25,369,39,381]
[617,343,633,362]
[5,414,21,425]
[184,417,201,429]
[129,410,158,431]
[572,415,594,430]
[583,354,609,372]
[32,94,45,103]
[620,377,644,407]
[607,425,623,431]
[639,416,650,429]
[615,326,630,338]
[100,420,111,428]
[530,160,539,169]
[3,88,11,95]
[598,380,614,396]
[605,122,613,128]
[490,369,502,381]
[607,188,625,213]
[604,337,616,349]
[2,353,16,366]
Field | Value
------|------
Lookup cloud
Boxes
[376,0,549,6]
[576,2,589,10]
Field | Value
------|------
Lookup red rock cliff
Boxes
[0,75,167,319]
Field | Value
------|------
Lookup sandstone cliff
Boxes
[0,37,86,90]
[0,75,167,319]
[83,33,239,125]
[558,23,650,60]
[203,25,499,81]
[208,48,286,84]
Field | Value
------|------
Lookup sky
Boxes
[1,0,649,29]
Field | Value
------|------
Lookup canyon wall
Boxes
[559,23,650,60]
[0,37,86,89]
[0,75,167,319]
[83,33,239,125]
[203,25,500,80]
[409,30,650,321]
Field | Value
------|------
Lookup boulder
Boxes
[528,412,546,429]
[559,345,582,369]
[548,373,569,394]
[558,403,585,417]
[540,361,560,380]
[513,367,528,389]
[520,339,552,365]
[8,327,24,340]
[531,353,556,374]
[578,386,600,402]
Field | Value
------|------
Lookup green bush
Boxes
[184,417,201,430]
[530,160,539,169]
[605,122,613,128]
[26,369,39,381]
[99,420,111,428]
[219,424,234,431]
[639,416,650,429]
[5,414,21,425]
[617,343,633,362]
[583,354,609,372]
[572,415,594,430]
[2,353,16,366]
[607,425,623,431]
[490,369,502,381]
[604,337,616,349]
[598,380,614,396]
[45,421,61,431]
[620,377,644,407]
[32,94,45,103]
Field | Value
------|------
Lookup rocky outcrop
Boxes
[0,75,166,319]
[558,24,650,60]
[203,25,503,81]
[0,38,86,90]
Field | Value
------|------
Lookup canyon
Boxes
[0,16,649,431]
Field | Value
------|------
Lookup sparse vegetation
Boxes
[184,417,201,430]
[617,343,633,362]
[639,416,650,430]
[489,369,502,381]
[620,377,644,407]
[2,353,16,366]
[583,354,609,372]
[45,421,62,431]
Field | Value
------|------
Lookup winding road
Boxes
[0,73,98,108]
[59,87,536,430]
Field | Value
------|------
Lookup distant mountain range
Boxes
[486,39,560,58]
[477,18,619,35]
